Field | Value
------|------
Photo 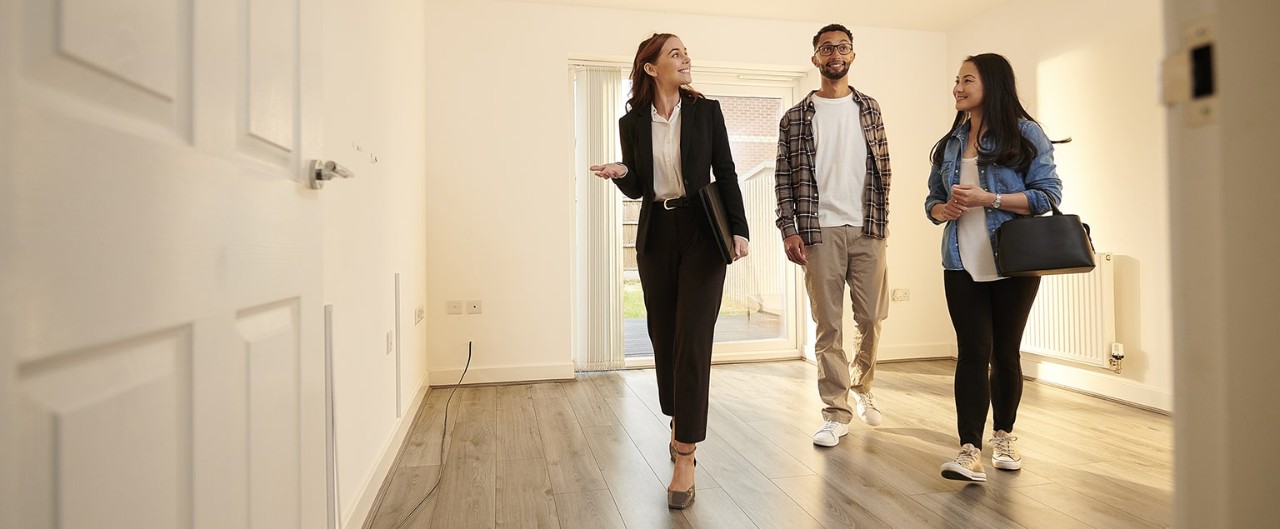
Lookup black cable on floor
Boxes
[384,340,472,529]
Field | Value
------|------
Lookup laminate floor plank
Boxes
[495,459,560,529]
[552,490,626,529]
[365,465,442,529]
[399,389,460,467]
[496,389,546,462]
[914,485,1090,529]
[1017,482,1163,529]
[429,420,497,529]
[677,487,759,529]
[773,474,893,529]
[531,396,608,494]
[560,378,620,428]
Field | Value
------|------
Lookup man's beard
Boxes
[821,63,849,80]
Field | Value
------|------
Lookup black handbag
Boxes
[994,197,1096,277]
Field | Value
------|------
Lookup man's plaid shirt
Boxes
[774,88,892,244]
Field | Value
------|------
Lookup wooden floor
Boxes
[363,360,1173,528]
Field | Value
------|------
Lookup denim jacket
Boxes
[924,119,1063,271]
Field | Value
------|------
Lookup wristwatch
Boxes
[991,193,1003,209]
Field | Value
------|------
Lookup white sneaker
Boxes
[991,430,1022,470]
[812,420,849,447]
[940,444,987,482]
[853,391,882,426]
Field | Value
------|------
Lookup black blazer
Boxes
[612,91,750,256]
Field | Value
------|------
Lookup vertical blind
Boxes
[571,65,625,371]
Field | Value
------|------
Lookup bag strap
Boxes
[1044,192,1063,216]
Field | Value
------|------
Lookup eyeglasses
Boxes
[815,43,853,56]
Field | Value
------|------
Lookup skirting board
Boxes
[878,343,956,362]
[427,362,574,386]
[1021,358,1173,412]
[343,380,430,529]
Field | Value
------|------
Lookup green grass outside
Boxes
[622,278,749,318]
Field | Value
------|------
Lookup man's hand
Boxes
[783,234,808,266]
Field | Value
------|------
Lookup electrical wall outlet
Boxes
[466,300,482,314]
[414,305,425,324]
[891,288,910,302]
[446,300,463,314]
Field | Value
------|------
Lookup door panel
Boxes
[22,0,191,132]
[18,328,193,529]
[246,0,298,159]
[240,300,301,529]
[1,0,325,527]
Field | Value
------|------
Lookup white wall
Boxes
[422,0,956,384]
[321,0,430,524]
[947,0,1173,410]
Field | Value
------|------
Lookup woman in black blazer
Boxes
[590,33,749,510]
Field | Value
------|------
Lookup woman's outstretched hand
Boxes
[589,163,628,179]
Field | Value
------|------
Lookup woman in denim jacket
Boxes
[924,53,1066,482]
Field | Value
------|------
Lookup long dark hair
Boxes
[929,53,1068,173]
[626,33,702,113]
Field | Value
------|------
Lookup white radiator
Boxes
[1020,253,1117,368]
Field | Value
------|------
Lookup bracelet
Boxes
[991,193,1003,209]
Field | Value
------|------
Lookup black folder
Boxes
[698,181,736,264]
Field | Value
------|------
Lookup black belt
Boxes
[657,197,689,210]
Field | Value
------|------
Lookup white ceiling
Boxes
[505,0,1016,32]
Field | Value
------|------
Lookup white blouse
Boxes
[650,101,687,201]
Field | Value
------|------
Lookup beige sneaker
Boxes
[853,391,882,426]
[940,444,987,482]
[991,430,1022,470]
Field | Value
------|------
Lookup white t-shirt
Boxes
[810,94,868,228]
[956,157,1001,281]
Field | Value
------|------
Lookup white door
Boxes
[0,0,327,528]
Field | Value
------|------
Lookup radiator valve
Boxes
[1109,343,1125,374]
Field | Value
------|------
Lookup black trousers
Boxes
[944,270,1040,448]
[636,205,726,444]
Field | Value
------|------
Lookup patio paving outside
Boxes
[623,311,783,357]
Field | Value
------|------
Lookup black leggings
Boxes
[944,270,1040,448]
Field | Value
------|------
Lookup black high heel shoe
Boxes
[667,445,697,510]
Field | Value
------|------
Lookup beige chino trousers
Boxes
[803,226,890,424]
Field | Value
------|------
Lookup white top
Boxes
[956,157,1001,281]
[650,101,686,201]
[810,93,867,228]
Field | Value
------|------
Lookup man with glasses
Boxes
[774,23,893,447]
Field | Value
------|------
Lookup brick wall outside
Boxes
[717,95,782,173]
